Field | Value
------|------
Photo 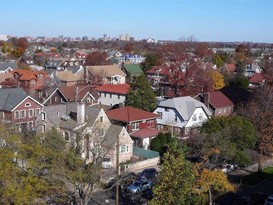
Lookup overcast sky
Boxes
[1,0,273,43]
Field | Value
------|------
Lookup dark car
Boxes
[138,168,158,180]
[214,192,241,205]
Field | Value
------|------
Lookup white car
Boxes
[101,157,113,169]
[264,194,273,205]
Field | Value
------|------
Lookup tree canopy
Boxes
[125,74,156,112]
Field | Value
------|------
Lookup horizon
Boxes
[1,0,273,43]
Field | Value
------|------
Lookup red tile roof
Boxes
[96,83,130,94]
[249,73,265,84]
[106,106,160,123]
[146,66,170,76]
[130,128,160,139]
[13,70,48,81]
[207,91,234,108]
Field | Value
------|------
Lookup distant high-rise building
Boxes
[0,34,8,41]
[82,36,89,41]
[103,34,107,41]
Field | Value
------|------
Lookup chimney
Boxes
[83,66,87,83]
[77,103,85,124]
[203,93,210,108]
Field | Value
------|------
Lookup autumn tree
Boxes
[197,168,234,205]
[239,85,273,170]
[208,70,225,90]
[84,51,112,66]
[150,139,199,205]
[125,74,156,112]
[195,42,212,60]
[213,54,225,69]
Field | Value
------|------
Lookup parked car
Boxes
[264,194,273,205]
[138,168,158,180]
[126,179,152,194]
[214,192,241,205]
[101,157,113,169]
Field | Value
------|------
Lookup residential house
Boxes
[106,106,160,149]
[0,73,16,88]
[194,91,234,117]
[19,55,34,66]
[96,83,129,107]
[248,73,265,89]
[146,66,170,90]
[12,69,50,93]
[78,65,126,85]
[244,64,263,77]
[34,103,133,166]
[153,96,212,137]
[0,88,43,133]
[44,59,64,70]
[0,62,18,74]
[221,63,236,74]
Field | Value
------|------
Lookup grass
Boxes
[241,167,273,186]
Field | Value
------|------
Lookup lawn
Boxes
[242,167,273,186]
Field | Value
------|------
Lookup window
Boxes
[100,116,103,122]
[21,110,26,118]
[41,125,46,133]
[132,122,139,130]
[25,102,31,107]
[199,113,203,120]
[99,128,104,136]
[110,94,112,98]
[120,145,129,153]
[118,95,120,99]
[35,108,40,116]
[165,108,168,112]
[86,97,91,103]
[29,109,34,118]
[14,111,20,119]
[175,115,178,122]
[157,112,162,119]
[104,93,106,97]
[55,97,59,103]
[41,112,46,121]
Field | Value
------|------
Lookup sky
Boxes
[1,0,273,43]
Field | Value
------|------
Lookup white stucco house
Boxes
[153,96,212,137]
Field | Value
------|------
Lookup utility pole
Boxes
[115,129,120,205]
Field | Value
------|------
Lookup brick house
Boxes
[0,88,43,133]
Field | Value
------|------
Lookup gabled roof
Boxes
[0,88,28,111]
[146,66,170,75]
[199,91,234,109]
[101,124,124,148]
[59,84,99,102]
[224,64,236,73]
[85,65,126,77]
[0,62,18,71]
[123,64,144,75]
[158,96,211,120]
[249,73,265,84]
[96,83,129,94]
[106,106,160,123]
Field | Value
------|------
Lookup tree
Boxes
[208,70,225,90]
[140,53,162,72]
[125,74,156,112]
[190,116,256,167]
[84,51,112,66]
[195,42,212,59]
[213,54,225,69]
[197,168,234,205]
[150,139,199,205]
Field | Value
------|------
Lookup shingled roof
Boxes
[96,83,129,94]
[0,88,28,111]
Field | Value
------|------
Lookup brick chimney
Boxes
[77,103,85,124]
[203,92,210,108]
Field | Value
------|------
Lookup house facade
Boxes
[0,88,43,133]
[154,96,212,137]
[0,62,18,74]
[96,83,129,107]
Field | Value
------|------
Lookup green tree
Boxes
[125,74,156,112]
[150,139,198,205]
[213,54,225,69]
[195,116,256,166]
[140,53,161,72]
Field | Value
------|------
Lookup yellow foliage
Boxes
[209,70,225,90]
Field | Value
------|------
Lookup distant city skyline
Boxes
[1,0,273,43]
